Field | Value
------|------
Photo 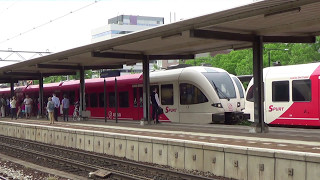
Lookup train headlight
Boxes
[212,103,223,108]
[237,102,241,107]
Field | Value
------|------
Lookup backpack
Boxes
[48,102,55,110]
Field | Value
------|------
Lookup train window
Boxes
[139,87,143,107]
[85,94,89,107]
[292,80,311,102]
[90,93,98,108]
[272,81,289,102]
[180,83,208,105]
[119,92,129,108]
[109,92,115,108]
[161,84,174,105]
[150,85,160,95]
[232,77,244,98]
[99,93,106,108]
[203,72,236,99]
[133,88,138,107]
[62,91,75,105]
[246,86,254,102]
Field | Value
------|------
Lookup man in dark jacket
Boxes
[151,87,160,124]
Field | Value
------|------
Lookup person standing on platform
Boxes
[47,97,55,124]
[6,97,10,116]
[0,96,5,118]
[52,93,60,121]
[10,96,17,120]
[151,87,161,124]
[23,95,32,119]
[61,94,70,122]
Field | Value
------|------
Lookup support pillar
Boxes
[142,56,150,124]
[39,74,44,117]
[251,36,268,133]
[79,66,85,117]
[10,80,14,98]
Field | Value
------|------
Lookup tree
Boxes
[185,37,320,76]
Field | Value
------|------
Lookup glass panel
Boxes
[85,94,89,107]
[139,87,143,107]
[292,80,311,102]
[89,94,98,108]
[180,83,208,105]
[109,92,115,108]
[99,93,105,107]
[272,81,289,102]
[119,92,129,108]
[202,72,236,99]
[133,88,138,107]
[232,77,244,98]
[161,84,174,105]
[62,91,75,105]
[246,85,254,102]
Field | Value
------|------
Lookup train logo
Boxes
[268,105,284,112]
[165,107,177,113]
[227,103,233,111]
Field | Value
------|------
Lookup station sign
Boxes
[100,70,120,78]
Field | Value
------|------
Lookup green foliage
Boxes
[187,37,320,76]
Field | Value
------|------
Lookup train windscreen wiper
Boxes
[212,81,230,101]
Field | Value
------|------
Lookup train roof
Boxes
[150,66,228,82]
[264,62,320,79]
[62,73,143,88]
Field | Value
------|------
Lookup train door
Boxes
[179,82,210,124]
[159,83,179,123]
[132,85,143,120]
[265,79,290,124]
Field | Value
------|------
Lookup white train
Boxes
[243,62,320,126]
[151,66,245,124]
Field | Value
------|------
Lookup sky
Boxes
[0,0,255,63]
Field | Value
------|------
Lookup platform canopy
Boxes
[0,0,320,82]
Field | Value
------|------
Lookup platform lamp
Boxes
[265,48,289,67]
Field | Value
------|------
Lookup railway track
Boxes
[0,135,217,180]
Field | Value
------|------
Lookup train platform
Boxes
[0,117,319,180]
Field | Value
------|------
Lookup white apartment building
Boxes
[91,15,176,74]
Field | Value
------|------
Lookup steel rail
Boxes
[0,141,149,180]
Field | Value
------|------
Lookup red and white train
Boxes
[244,62,320,126]
[0,66,245,124]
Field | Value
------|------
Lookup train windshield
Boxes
[232,77,244,98]
[202,72,236,99]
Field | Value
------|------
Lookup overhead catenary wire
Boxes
[0,0,100,45]
[0,0,18,16]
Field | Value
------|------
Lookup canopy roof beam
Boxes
[4,71,76,77]
[92,51,194,60]
[190,29,316,43]
[37,64,81,70]
[37,64,123,70]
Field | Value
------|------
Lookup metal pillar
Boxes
[79,67,85,116]
[39,74,44,117]
[142,56,150,124]
[251,36,268,133]
[10,80,14,98]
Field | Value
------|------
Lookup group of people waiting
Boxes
[47,93,70,124]
[0,95,33,120]
[2,93,70,124]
